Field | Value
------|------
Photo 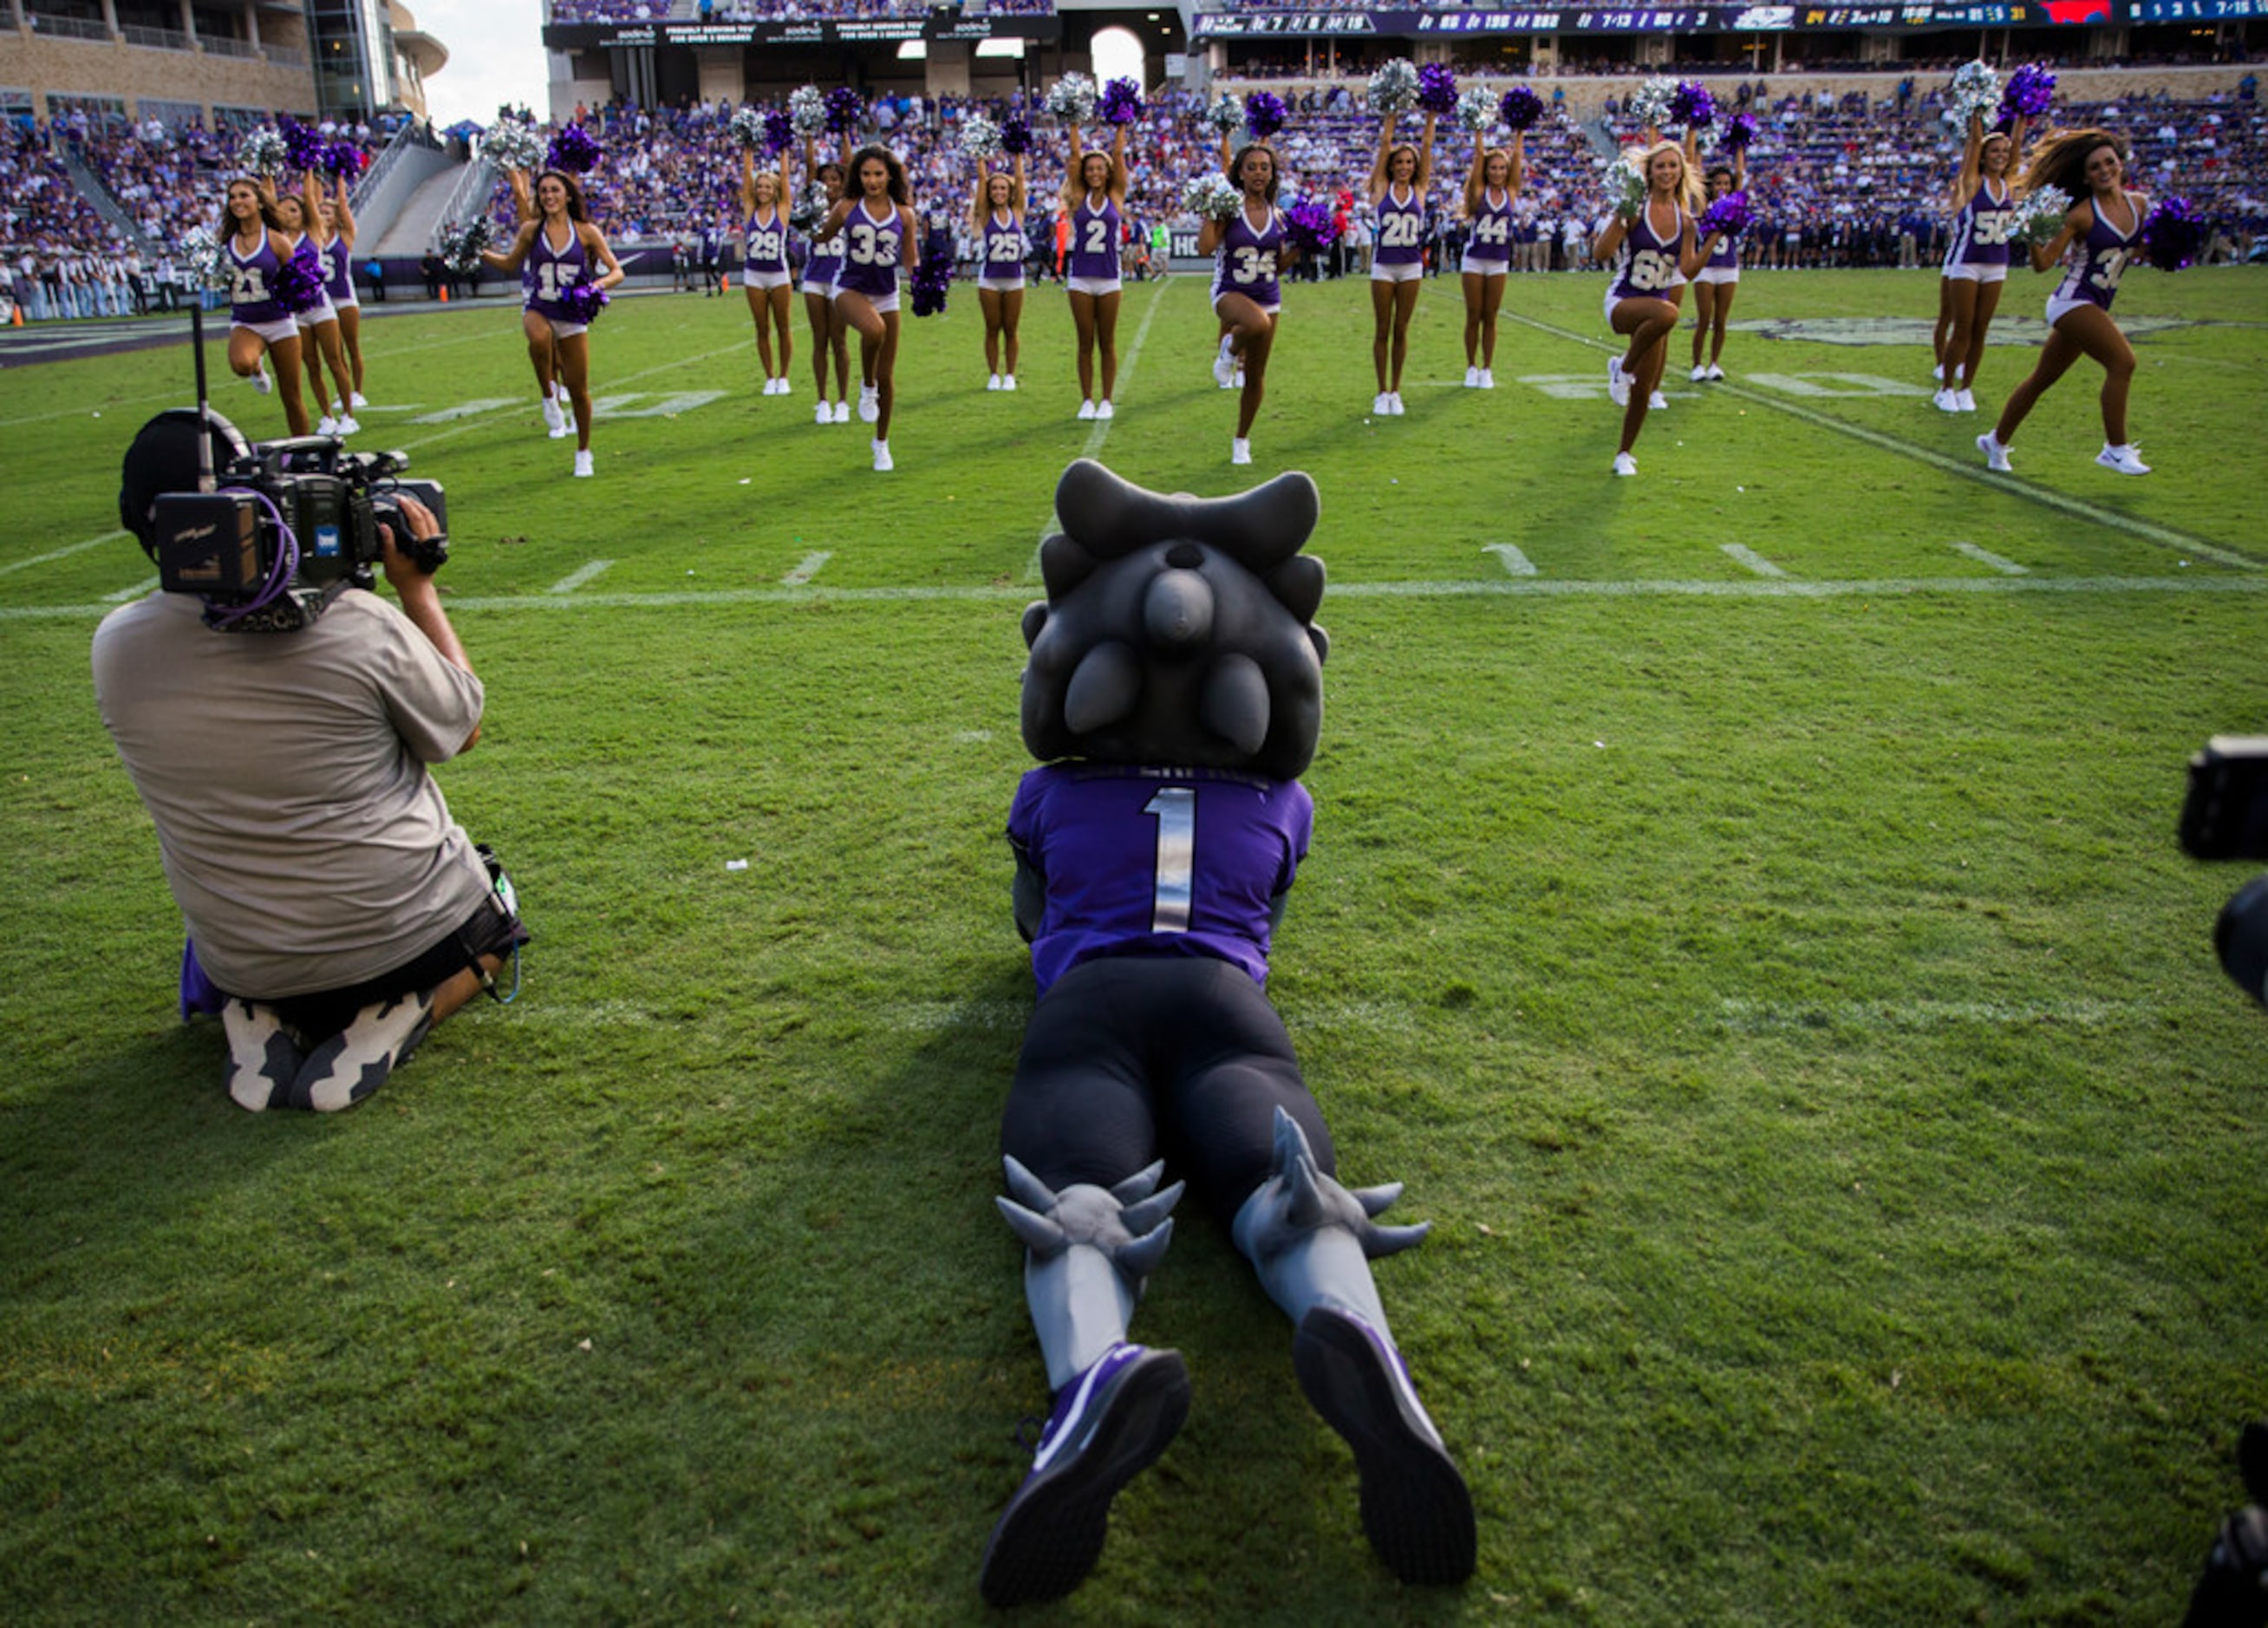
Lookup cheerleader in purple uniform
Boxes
[1933,112,2030,414]
[972,151,1028,391]
[740,140,795,396]
[1198,144,1299,467]
[268,170,357,436]
[1458,129,1523,390]
[1685,134,1746,383]
[1366,110,1437,416]
[315,173,368,413]
[801,136,854,427]
[218,177,311,437]
[1979,128,2152,478]
[481,169,624,479]
[1059,120,1129,420]
[1593,140,1722,478]
[816,144,920,473]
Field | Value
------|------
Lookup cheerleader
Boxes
[268,172,358,436]
[1933,113,2028,414]
[1686,138,1746,382]
[1060,120,1129,420]
[1199,143,1296,467]
[218,177,310,437]
[504,166,569,437]
[1458,130,1523,389]
[740,140,796,395]
[973,152,1028,390]
[1978,127,2151,478]
[802,136,853,426]
[816,145,919,473]
[481,169,624,478]
[1593,140,1719,478]
[316,173,369,414]
[1367,111,1436,416]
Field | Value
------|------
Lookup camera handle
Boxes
[190,303,215,495]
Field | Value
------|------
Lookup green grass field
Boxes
[3,266,2265,1623]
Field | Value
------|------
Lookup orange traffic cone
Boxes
[439,286,449,303]
[9,305,21,327]
[720,276,730,296]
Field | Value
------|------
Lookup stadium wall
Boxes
[0,28,314,122]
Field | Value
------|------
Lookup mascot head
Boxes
[1020,460,1328,782]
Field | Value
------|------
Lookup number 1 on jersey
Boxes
[1144,787,1196,934]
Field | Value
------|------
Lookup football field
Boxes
[2,266,2265,1621]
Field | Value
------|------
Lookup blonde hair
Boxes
[1642,139,1703,214]
[1465,146,1513,218]
[973,164,1023,233]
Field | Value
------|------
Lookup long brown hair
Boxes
[2020,127,2129,200]
[534,169,590,223]
[849,144,910,207]
[220,176,287,238]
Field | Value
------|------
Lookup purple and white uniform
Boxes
[1210,204,1285,313]
[1007,763,1313,997]
[1068,194,1121,286]
[1463,186,1515,271]
[226,231,290,331]
[289,234,337,327]
[980,210,1026,289]
[1943,178,2016,277]
[1372,182,1426,274]
[2048,192,2141,322]
[1699,204,1741,281]
[323,235,358,309]
[803,209,845,295]
[1606,199,1687,320]
[525,223,590,326]
[742,206,790,283]
[834,198,904,303]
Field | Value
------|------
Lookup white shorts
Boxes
[977,274,1025,293]
[834,286,899,316]
[332,291,360,311]
[1066,275,1122,298]
[1604,283,1682,325]
[232,316,299,346]
[1459,251,1509,277]
[1371,259,1424,283]
[295,297,339,329]
[542,316,590,341]
[800,276,836,299]
[1693,266,1740,285]
[1942,263,2009,284]
[1213,296,1280,321]
[2045,293,2103,328]
[745,268,792,291]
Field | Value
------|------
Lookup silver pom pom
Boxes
[1367,60,1420,117]
[959,113,1002,161]
[237,127,287,179]
[1454,87,1496,133]
[730,107,766,153]
[1180,173,1242,221]
[1947,61,2002,127]
[1626,75,1678,130]
[484,120,545,173]
[790,86,826,138]
[1205,94,1244,134]
[1045,72,1097,126]
[180,225,235,291]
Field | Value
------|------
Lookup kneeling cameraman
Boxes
[94,409,526,1113]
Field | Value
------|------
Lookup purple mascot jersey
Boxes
[1008,762,1313,997]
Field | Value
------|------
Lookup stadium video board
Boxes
[543,14,1062,49]
[1191,0,2120,30]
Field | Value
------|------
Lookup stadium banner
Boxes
[543,14,1062,49]
[1192,0,2116,31]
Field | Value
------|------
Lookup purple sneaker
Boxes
[1294,1303,1476,1586]
[978,1343,1190,1607]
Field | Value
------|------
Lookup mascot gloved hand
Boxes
[979,460,1476,1607]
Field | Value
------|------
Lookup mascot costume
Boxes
[980,459,1476,1605]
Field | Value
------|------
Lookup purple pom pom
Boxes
[824,87,864,135]
[1723,112,1758,153]
[1416,64,1459,117]
[271,247,329,315]
[323,140,368,179]
[1499,88,1544,133]
[282,120,328,175]
[1099,77,1145,127]
[1698,189,1752,238]
[1670,81,1715,129]
[764,110,795,155]
[547,124,602,174]
[2000,64,2056,120]
[1283,199,1340,256]
[1000,115,1033,157]
[1242,91,1287,140]
[2141,195,2206,271]
[911,225,954,317]
[559,279,610,325]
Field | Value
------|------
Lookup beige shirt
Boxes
[92,589,491,998]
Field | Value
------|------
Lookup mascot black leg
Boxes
[1233,1108,1477,1586]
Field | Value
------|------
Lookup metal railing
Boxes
[121,23,191,49]
[201,35,258,58]
[434,155,498,240]
[353,118,440,211]
[28,12,111,42]
[263,42,308,67]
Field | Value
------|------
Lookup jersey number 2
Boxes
[1144,788,1196,934]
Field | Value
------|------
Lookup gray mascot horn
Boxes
[981,460,1475,1608]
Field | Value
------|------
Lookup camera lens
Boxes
[2218,875,2268,1009]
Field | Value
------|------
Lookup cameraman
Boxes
[93,411,526,1114]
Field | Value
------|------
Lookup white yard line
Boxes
[781,550,831,586]
[1721,544,1788,578]
[1483,544,1537,576]
[1951,540,2028,575]
[547,560,615,595]
[0,530,131,576]
[103,576,159,602]
[1499,309,2263,572]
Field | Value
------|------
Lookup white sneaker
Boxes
[316,414,339,436]
[573,450,594,477]
[833,400,850,423]
[1607,356,1629,407]
[1706,365,1724,382]
[1613,452,1638,477]
[336,415,359,436]
[250,364,271,394]
[1389,392,1406,416]
[542,396,566,437]
[1477,368,1495,389]
[774,377,791,397]
[1934,388,1959,413]
[872,439,893,472]
[857,385,879,424]
[330,397,347,415]
[1464,365,1480,387]
[2095,442,2151,476]
[814,400,832,426]
[1372,391,1392,416]
[1691,364,1708,383]
[1932,361,1945,382]
[987,374,1002,391]
[759,376,776,396]
[1213,335,1238,389]
[1955,389,1977,414]
[1078,399,1096,420]
[1096,400,1113,420]
[350,391,368,409]
[1002,374,1018,392]
[1649,391,1668,411]
[1230,437,1251,466]
[1977,432,2012,472]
